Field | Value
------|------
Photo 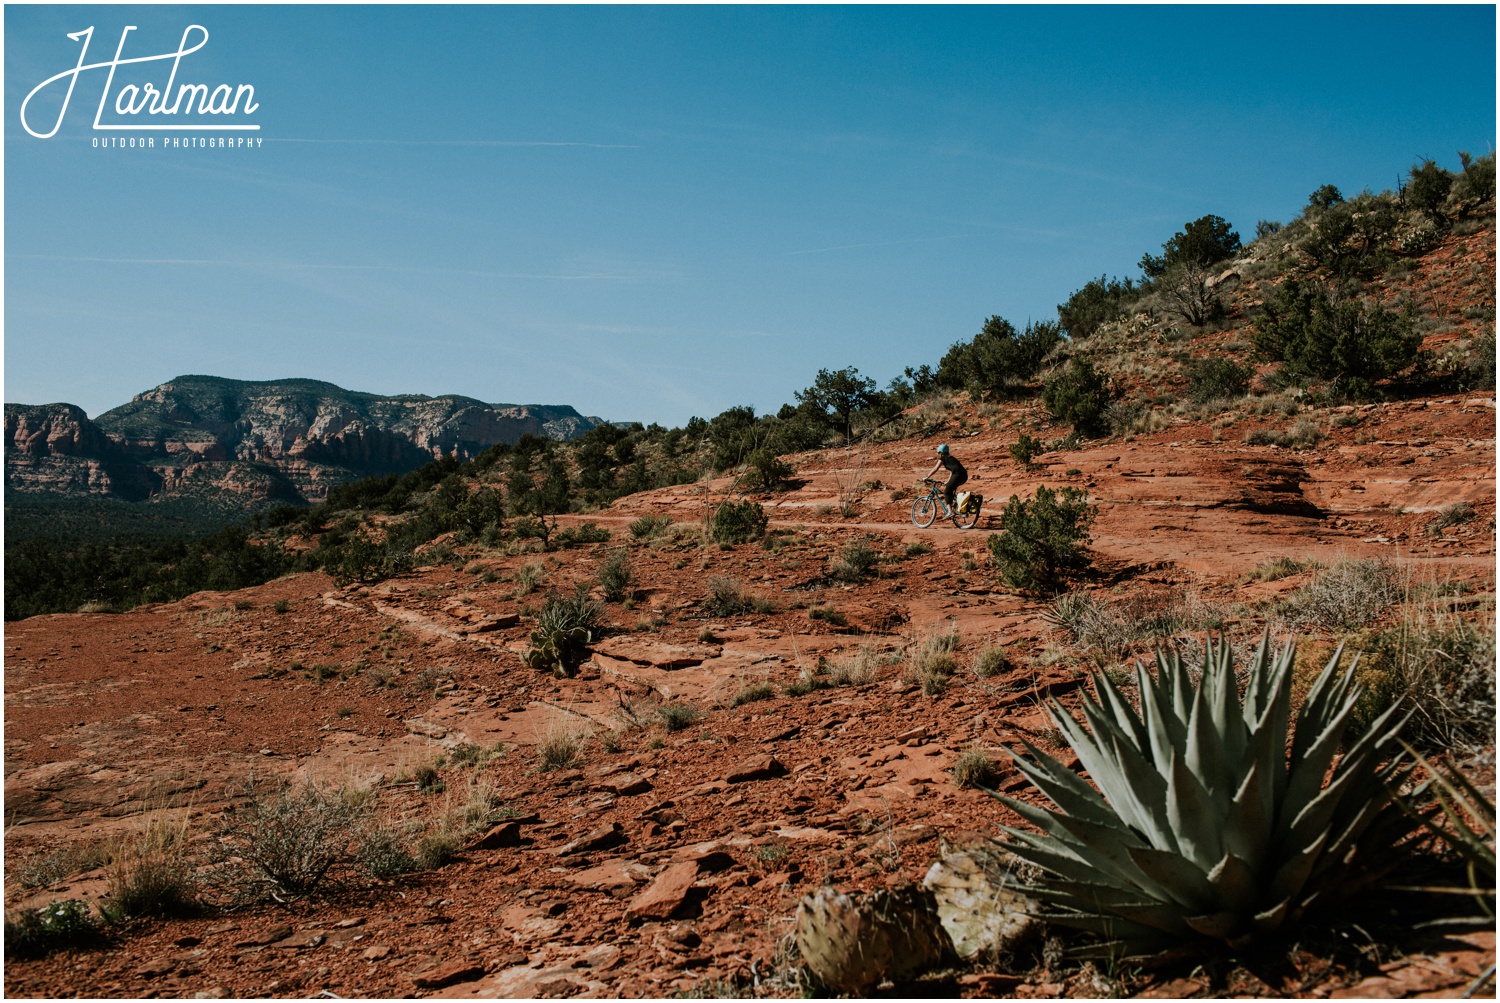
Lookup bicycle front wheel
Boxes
[911,495,937,528]
[952,502,980,530]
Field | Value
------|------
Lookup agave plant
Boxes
[1391,742,1495,922]
[522,589,603,678]
[997,635,1418,956]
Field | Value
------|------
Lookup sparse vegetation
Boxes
[1426,501,1476,536]
[731,682,775,706]
[987,486,1097,593]
[1001,637,1419,956]
[1274,558,1402,631]
[1009,433,1042,467]
[904,632,958,694]
[1249,555,1309,582]
[1042,359,1113,438]
[1363,605,1495,753]
[207,779,367,903]
[105,813,196,918]
[825,646,881,687]
[659,702,701,732]
[523,588,604,677]
[629,514,673,540]
[748,448,795,490]
[415,829,460,870]
[972,645,1011,678]
[1186,357,1253,404]
[4,899,102,958]
[359,825,416,879]
[710,500,768,544]
[829,538,880,583]
[950,742,1001,789]
[1245,417,1325,449]
[597,549,634,602]
[512,561,545,597]
[935,317,1061,398]
[17,842,110,891]
[1253,280,1422,397]
[537,723,588,772]
[705,575,773,616]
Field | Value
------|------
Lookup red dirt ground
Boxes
[5,382,1495,998]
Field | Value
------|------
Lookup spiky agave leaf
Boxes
[996,633,1418,956]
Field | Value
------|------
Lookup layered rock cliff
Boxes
[5,376,604,507]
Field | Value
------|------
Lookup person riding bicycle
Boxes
[925,444,967,513]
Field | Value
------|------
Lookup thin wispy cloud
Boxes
[8,253,661,282]
[4,134,640,150]
[266,138,640,149]
[785,234,967,256]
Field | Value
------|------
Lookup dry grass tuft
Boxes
[537,721,589,772]
[950,741,1003,789]
[904,631,959,694]
[106,811,196,917]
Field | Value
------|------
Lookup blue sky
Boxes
[5,5,1495,425]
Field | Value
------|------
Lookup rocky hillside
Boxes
[5,376,605,509]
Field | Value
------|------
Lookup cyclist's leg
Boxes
[943,472,963,510]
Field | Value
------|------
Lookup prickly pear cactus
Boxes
[922,844,1037,959]
[794,884,949,993]
[522,626,592,678]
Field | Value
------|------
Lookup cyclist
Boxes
[924,444,967,515]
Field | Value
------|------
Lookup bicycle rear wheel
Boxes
[952,502,980,530]
[911,495,937,528]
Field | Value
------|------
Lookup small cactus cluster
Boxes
[794,884,949,993]
[522,589,602,678]
[522,626,592,678]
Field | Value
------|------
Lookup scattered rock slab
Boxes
[567,857,651,892]
[673,841,736,872]
[470,821,522,849]
[476,963,603,998]
[556,821,625,856]
[892,823,937,846]
[572,943,622,971]
[592,637,720,669]
[594,772,653,796]
[411,960,486,989]
[273,929,325,950]
[726,755,786,784]
[626,860,701,920]
[405,717,448,739]
[498,905,567,942]
[361,945,392,961]
[235,923,293,947]
[134,958,175,978]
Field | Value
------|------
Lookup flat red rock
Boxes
[411,960,486,989]
[726,754,787,783]
[626,860,701,920]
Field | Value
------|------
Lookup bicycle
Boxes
[911,478,981,529]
